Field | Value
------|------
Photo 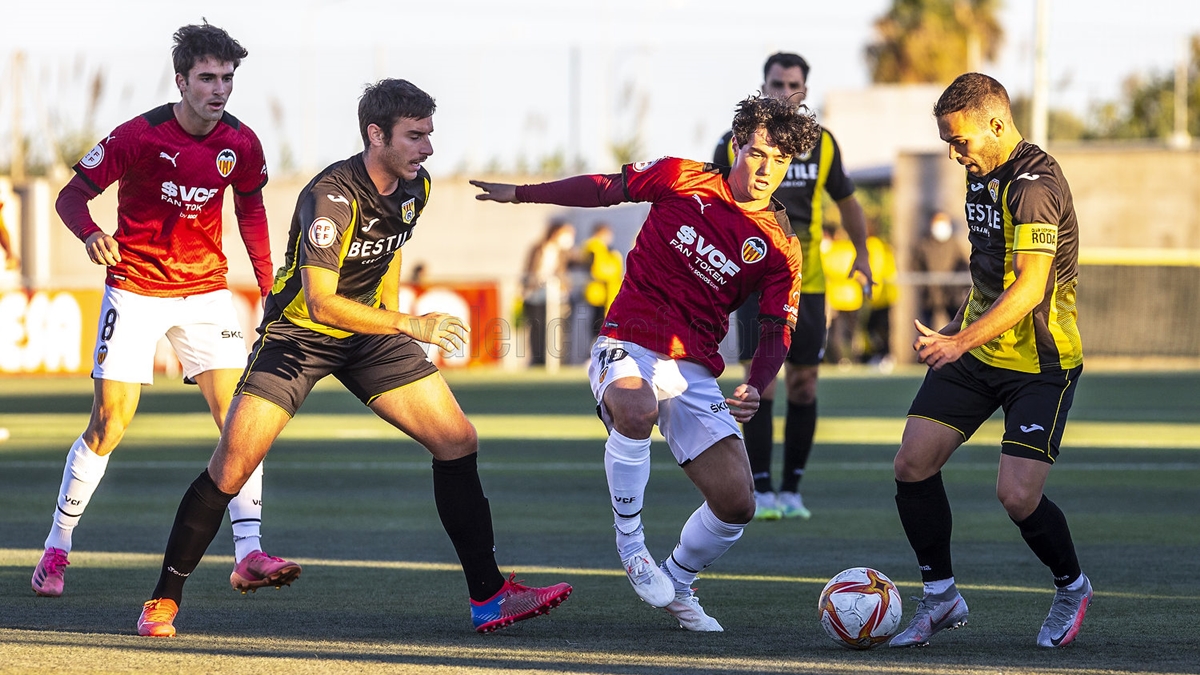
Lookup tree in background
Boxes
[1085,35,1199,141]
[866,0,1004,84]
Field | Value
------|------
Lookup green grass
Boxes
[1,366,1198,674]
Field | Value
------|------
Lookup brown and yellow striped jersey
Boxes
[265,154,430,338]
[961,140,1082,373]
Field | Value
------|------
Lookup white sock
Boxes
[924,577,956,597]
[605,430,652,559]
[228,461,265,563]
[663,502,745,593]
[45,436,110,552]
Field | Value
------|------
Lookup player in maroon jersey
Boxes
[473,95,818,630]
[32,22,298,600]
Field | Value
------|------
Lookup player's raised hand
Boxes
[726,383,761,424]
[469,180,518,203]
[405,312,470,354]
[84,232,121,266]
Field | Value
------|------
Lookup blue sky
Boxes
[3,0,1197,175]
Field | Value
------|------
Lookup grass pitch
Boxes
[1,366,1198,674]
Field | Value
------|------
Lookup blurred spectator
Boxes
[523,220,576,365]
[0,197,20,271]
[821,225,862,365]
[861,232,897,369]
[579,223,623,336]
[912,211,970,331]
[409,262,428,286]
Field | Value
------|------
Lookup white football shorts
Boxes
[92,287,248,384]
[588,336,742,465]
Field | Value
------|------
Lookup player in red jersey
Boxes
[33,22,298,600]
[473,95,818,631]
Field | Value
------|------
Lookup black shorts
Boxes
[907,352,1083,463]
[735,292,826,366]
[237,319,440,416]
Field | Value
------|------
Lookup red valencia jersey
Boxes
[73,104,269,296]
[603,158,803,377]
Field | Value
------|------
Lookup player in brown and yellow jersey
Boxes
[136,78,571,638]
[889,73,1091,650]
[714,52,873,521]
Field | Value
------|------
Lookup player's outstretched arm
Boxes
[470,181,518,203]
[473,174,626,208]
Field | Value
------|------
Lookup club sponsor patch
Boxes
[631,158,662,172]
[308,217,337,248]
[401,198,416,224]
[741,237,768,264]
[216,149,237,177]
[80,143,104,169]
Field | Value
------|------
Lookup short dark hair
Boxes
[934,72,1012,123]
[731,96,820,158]
[358,79,437,147]
[172,21,247,76]
[763,52,810,81]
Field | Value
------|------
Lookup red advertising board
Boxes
[0,282,502,377]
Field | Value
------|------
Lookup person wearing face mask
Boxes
[913,211,970,331]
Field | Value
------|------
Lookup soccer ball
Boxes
[817,567,903,649]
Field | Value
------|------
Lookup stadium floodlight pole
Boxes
[10,51,25,183]
[1171,37,1192,150]
[1030,0,1050,149]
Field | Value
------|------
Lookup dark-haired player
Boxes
[137,78,571,638]
[714,52,873,521]
[35,21,296,599]
[889,73,1091,649]
[473,95,817,631]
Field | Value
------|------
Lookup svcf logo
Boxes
[741,237,767,264]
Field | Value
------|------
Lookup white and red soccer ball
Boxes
[817,567,903,649]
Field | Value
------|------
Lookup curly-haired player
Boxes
[473,95,817,631]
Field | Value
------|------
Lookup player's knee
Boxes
[432,421,479,459]
[85,417,129,454]
[893,449,932,482]
[785,368,818,404]
[997,483,1040,520]
[609,404,657,439]
[728,497,756,524]
[457,421,479,452]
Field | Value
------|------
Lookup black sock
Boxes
[152,470,236,603]
[781,401,816,493]
[1014,495,1082,588]
[432,453,505,602]
[743,398,775,493]
[895,472,954,583]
